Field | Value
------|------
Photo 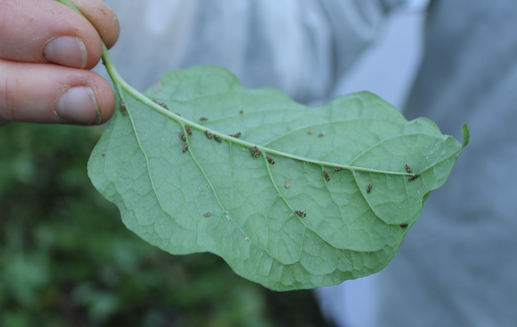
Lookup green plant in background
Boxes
[0,123,331,326]
[57,0,468,291]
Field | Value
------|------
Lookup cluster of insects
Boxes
[152,100,170,110]
[180,125,191,153]
[323,164,417,194]
[178,118,229,154]
[406,164,419,180]
[180,123,229,153]
[295,210,306,217]
[307,129,327,137]
[179,125,420,223]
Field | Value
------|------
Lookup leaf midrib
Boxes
[125,82,415,176]
[121,80,460,212]
[147,91,458,178]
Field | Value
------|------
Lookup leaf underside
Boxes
[88,66,463,291]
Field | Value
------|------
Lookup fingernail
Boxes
[44,36,88,69]
[55,87,101,124]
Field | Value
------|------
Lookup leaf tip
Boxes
[461,123,470,148]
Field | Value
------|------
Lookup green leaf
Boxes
[88,66,464,291]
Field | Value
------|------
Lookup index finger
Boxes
[67,0,119,49]
[0,0,119,68]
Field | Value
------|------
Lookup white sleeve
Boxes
[104,0,403,103]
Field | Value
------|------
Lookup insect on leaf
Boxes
[88,66,465,291]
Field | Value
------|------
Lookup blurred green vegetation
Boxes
[0,123,332,327]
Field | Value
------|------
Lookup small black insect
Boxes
[295,210,306,218]
[120,99,126,115]
[408,174,419,181]
[405,164,412,174]
[214,135,222,143]
[318,131,325,137]
[334,167,341,172]
[239,110,243,114]
[185,125,192,135]
[101,153,105,157]
[182,143,188,153]
[400,223,408,228]
[267,156,275,164]
[367,184,372,193]
[229,132,241,138]
[199,117,208,121]
[179,132,186,142]
[324,169,330,181]
[101,59,106,66]
[205,130,213,139]
[174,112,181,116]
[250,146,260,157]
[204,211,211,217]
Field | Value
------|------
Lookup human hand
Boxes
[0,0,119,126]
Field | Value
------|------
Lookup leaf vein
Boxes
[123,89,169,217]
[263,118,404,147]
[185,127,250,240]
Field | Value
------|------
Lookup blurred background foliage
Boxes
[0,123,332,327]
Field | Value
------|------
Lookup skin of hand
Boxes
[0,0,119,126]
